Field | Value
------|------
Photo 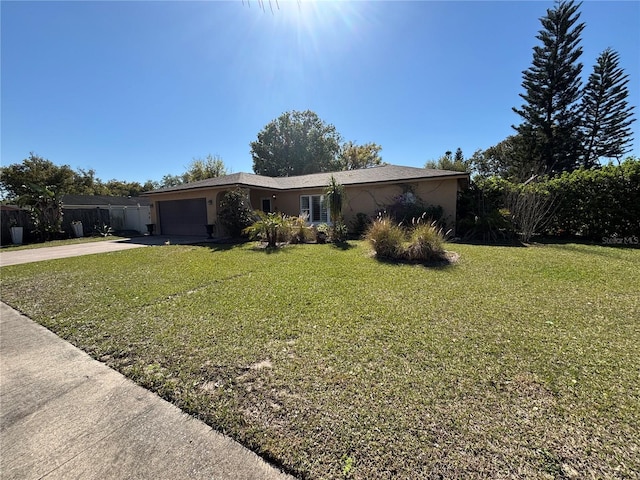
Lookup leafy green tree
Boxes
[472,133,547,181]
[70,168,104,195]
[581,48,636,166]
[25,183,64,241]
[142,180,160,192]
[425,148,472,172]
[513,0,585,174]
[0,153,76,202]
[0,153,157,200]
[158,154,227,188]
[251,110,343,176]
[102,179,148,197]
[159,174,184,188]
[183,154,228,182]
[338,141,384,170]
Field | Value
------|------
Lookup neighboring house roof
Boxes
[144,165,469,195]
[61,195,151,206]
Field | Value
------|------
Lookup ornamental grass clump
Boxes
[405,220,448,262]
[366,215,449,262]
[364,216,405,259]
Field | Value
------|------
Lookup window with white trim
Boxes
[300,195,329,223]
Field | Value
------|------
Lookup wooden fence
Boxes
[1,207,110,246]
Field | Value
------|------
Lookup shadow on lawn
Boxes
[542,242,639,259]
[191,241,250,253]
[331,241,355,251]
[452,238,526,248]
[373,252,460,271]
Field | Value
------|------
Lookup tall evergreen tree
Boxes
[581,48,636,166]
[513,0,585,174]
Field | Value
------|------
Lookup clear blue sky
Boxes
[2,0,639,184]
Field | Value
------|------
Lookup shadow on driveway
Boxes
[115,235,229,246]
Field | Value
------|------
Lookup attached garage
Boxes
[158,198,207,236]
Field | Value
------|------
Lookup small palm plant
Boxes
[325,175,347,242]
[243,211,288,248]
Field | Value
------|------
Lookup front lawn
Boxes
[1,242,638,479]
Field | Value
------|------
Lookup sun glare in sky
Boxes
[235,0,376,107]
[255,0,371,47]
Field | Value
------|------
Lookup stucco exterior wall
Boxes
[268,189,325,219]
[343,179,459,228]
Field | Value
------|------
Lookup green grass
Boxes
[1,235,125,251]
[1,241,638,479]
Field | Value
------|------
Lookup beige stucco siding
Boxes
[261,178,459,229]
[269,189,325,218]
[343,179,459,227]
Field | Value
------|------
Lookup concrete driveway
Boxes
[0,236,220,267]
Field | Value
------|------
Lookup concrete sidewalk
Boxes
[0,302,294,480]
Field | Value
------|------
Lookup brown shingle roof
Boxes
[144,165,468,195]
[61,195,151,206]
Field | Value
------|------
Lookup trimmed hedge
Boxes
[548,158,640,239]
[457,157,640,241]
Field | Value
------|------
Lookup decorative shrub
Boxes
[382,187,443,225]
[350,212,371,238]
[331,219,349,243]
[93,223,114,237]
[325,176,348,242]
[217,188,254,237]
[504,181,556,243]
[315,223,329,244]
[289,214,313,244]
